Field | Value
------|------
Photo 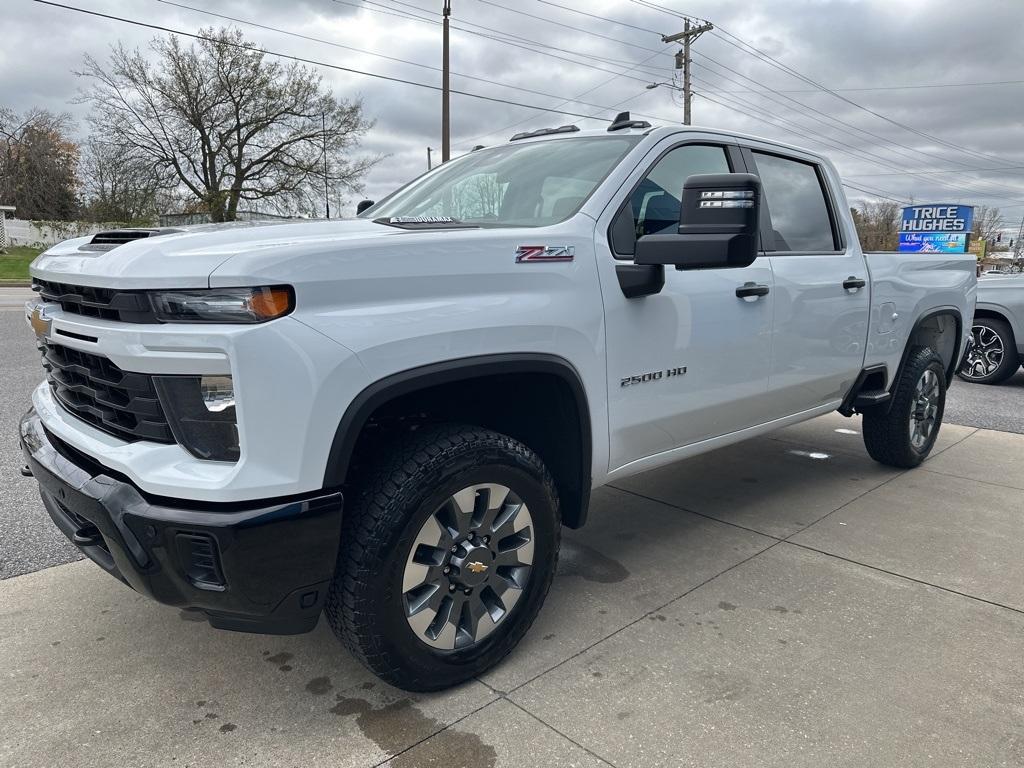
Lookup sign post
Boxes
[898,204,974,253]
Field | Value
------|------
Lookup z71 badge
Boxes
[621,366,687,387]
[515,245,575,263]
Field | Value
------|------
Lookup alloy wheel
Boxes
[961,324,1005,380]
[402,483,534,650]
[909,368,940,450]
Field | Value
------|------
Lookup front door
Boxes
[597,140,775,472]
[741,148,870,418]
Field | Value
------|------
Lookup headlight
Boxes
[153,375,239,462]
[150,286,294,323]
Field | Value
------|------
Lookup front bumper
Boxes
[19,408,344,635]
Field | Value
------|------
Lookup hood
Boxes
[29,219,408,289]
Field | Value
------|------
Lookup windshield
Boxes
[365,136,641,227]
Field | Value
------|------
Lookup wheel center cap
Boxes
[451,545,494,587]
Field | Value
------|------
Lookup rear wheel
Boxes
[325,424,560,691]
[958,317,1019,384]
[863,346,945,468]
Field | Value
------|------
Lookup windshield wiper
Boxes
[374,216,480,230]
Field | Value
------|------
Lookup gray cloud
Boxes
[5,0,1024,227]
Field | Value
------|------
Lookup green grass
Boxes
[0,246,43,282]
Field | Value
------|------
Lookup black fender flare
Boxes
[323,353,593,526]
[892,307,964,397]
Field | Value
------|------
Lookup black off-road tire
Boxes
[862,346,945,469]
[957,317,1019,385]
[324,424,560,691]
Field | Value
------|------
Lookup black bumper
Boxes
[19,408,344,635]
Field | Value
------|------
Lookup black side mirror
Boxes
[356,199,375,215]
[634,173,761,270]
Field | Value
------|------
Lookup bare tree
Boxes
[0,107,80,220]
[449,175,504,220]
[78,27,376,222]
[971,205,1002,245]
[79,138,165,224]
[851,200,901,251]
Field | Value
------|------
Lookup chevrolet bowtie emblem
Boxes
[29,305,51,340]
[467,561,488,574]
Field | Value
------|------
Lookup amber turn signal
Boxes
[250,287,294,320]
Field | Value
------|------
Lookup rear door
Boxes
[597,137,775,472]
[741,148,870,417]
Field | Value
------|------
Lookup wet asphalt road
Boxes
[944,368,1024,434]
[0,301,83,579]
[1,291,1022,579]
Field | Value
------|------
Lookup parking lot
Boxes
[3,293,1024,767]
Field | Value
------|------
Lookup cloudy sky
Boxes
[4,0,1024,232]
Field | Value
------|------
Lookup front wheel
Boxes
[863,346,946,468]
[324,424,560,691]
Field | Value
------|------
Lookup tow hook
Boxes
[19,465,32,477]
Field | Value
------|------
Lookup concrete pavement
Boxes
[3,414,1024,767]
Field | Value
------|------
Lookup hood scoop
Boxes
[81,227,181,252]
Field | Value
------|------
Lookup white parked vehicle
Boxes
[20,114,976,690]
[959,273,1024,383]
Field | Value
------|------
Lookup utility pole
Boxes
[441,0,451,162]
[427,147,433,170]
[321,111,330,219]
[662,18,713,125]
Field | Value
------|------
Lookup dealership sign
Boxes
[898,204,974,253]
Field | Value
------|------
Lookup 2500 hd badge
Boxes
[621,366,688,387]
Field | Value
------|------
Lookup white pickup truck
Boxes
[20,114,975,690]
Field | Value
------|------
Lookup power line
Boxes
[849,165,1024,178]
[690,67,1024,204]
[688,59,1024,201]
[31,0,646,123]
[40,0,1021,210]
[151,0,657,108]
[523,0,1022,184]
[841,182,908,204]
[330,0,701,131]
[456,0,1024,202]
[690,88,913,202]
[170,0,680,147]
[442,0,1024,202]
[537,0,663,36]
[334,0,668,84]
[682,73,1024,206]
[705,79,1024,94]
[468,0,669,56]
[459,46,673,145]
[627,0,1015,166]
[713,26,1012,166]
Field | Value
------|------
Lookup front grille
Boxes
[40,341,174,444]
[33,280,158,323]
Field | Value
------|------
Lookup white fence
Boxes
[4,219,123,248]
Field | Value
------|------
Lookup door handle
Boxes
[736,282,770,299]
[843,276,866,291]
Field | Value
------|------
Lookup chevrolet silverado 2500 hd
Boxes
[20,114,976,691]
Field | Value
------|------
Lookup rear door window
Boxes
[750,151,838,252]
